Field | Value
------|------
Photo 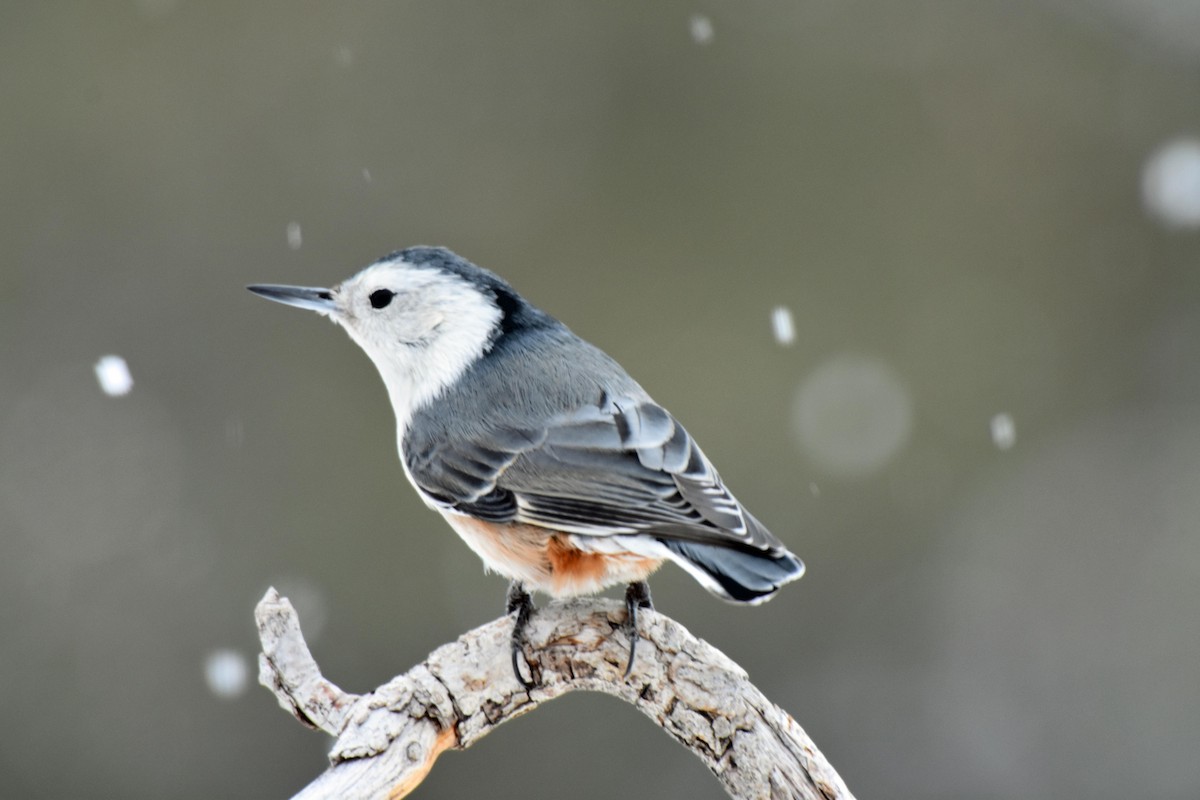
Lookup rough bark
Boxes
[255,587,854,800]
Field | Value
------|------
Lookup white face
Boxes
[326,259,502,433]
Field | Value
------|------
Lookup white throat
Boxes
[334,264,503,439]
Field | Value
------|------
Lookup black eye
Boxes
[368,289,394,309]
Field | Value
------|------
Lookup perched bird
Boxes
[248,247,804,686]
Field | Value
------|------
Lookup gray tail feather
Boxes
[661,539,805,604]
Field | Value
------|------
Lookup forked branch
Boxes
[255,587,854,800]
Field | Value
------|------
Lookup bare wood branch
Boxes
[255,587,854,800]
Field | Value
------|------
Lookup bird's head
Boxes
[249,246,528,428]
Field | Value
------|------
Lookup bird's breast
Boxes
[441,512,663,597]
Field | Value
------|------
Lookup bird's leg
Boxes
[505,580,536,689]
[622,581,654,679]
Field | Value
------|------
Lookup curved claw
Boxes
[506,581,537,690]
[511,642,535,691]
[622,581,654,679]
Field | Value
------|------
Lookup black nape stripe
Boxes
[492,287,524,336]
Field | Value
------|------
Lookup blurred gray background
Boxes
[3,2,1199,798]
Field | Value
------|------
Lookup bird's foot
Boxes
[506,580,537,690]
[622,581,654,679]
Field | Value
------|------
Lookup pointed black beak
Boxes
[247,284,337,314]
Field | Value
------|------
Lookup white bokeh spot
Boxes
[792,354,913,477]
[1141,137,1200,229]
[771,306,796,346]
[94,355,133,397]
[286,221,303,250]
[689,15,714,45]
[204,649,249,699]
[990,413,1016,450]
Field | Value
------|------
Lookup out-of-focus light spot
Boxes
[990,413,1016,450]
[809,482,821,497]
[792,354,912,477]
[362,168,372,183]
[204,649,249,699]
[1141,137,1200,228]
[94,355,133,397]
[689,15,714,45]
[771,306,796,346]
[334,45,353,67]
[286,221,303,250]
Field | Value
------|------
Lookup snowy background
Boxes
[2,3,1199,798]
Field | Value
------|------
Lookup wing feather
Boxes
[404,396,786,554]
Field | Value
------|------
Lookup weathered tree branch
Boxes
[255,587,854,800]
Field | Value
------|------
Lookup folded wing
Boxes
[404,394,790,557]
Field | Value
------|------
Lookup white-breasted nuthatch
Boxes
[249,247,804,685]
